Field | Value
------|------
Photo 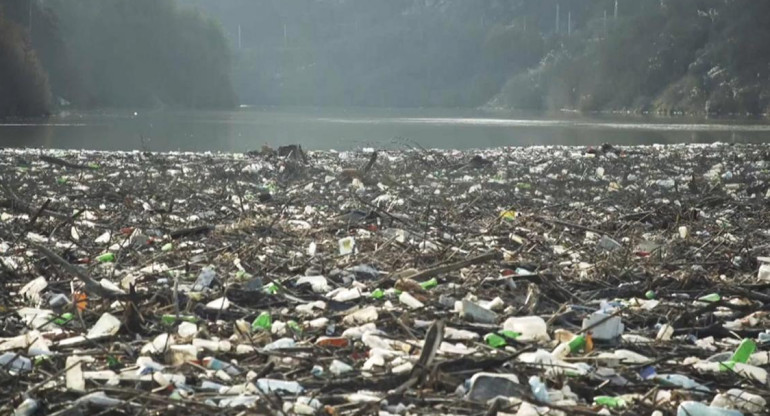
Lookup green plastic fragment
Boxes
[106,355,122,370]
[645,290,656,299]
[697,293,721,303]
[287,320,302,334]
[53,313,74,326]
[264,282,279,295]
[161,243,173,252]
[96,252,115,263]
[371,288,385,299]
[499,330,520,340]
[730,339,756,364]
[594,396,627,408]
[161,314,199,325]
[420,278,438,290]
[252,312,272,331]
[57,177,68,185]
[88,163,100,170]
[484,333,507,348]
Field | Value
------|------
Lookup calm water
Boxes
[2,107,770,151]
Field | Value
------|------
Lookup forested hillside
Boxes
[0,0,235,117]
[4,0,770,117]
[193,0,770,115]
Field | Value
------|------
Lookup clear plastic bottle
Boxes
[676,401,743,416]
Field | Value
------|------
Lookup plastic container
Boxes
[582,312,623,341]
[338,237,355,255]
[467,372,520,402]
[257,379,305,395]
[711,388,766,414]
[459,300,498,324]
[399,292,424,309]
[503,316,549,342]
[676,401,743,416]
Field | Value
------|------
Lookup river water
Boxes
[2,107,770,152]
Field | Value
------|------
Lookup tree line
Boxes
[0,0,235,117]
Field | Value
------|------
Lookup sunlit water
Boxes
[2,107,770,152]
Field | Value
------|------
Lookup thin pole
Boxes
[555,4,560,34]
[29,0,33,37]
[614,0,618,19]
[568,11,571,37]
[238,25,242,49]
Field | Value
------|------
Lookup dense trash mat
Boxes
[1,143,769,415]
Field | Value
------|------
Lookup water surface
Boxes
[2,107,770,151]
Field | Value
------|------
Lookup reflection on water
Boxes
[1,108,769,152]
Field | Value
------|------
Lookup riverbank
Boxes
[1,144,769,414]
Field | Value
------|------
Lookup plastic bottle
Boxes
[13,398,40,416]
[656,374,711,392]
[252,312,272,331]
[256,379,305,395]
[0,353,33,372]
[676,401,743,416]
[420,278,438,289]
[264,337,295,351]
[729,339,756,363]
[594,396,627,409]
[697,293,721,303]
[203,357,241,376]
[712,389,766,414]
[529,376,548,403]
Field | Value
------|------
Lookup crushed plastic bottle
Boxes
[594,395,628,409]
[257,379,305,395]
[529,376,548,402]
[0,353,32,373]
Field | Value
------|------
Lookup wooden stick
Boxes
[31,242,126,299]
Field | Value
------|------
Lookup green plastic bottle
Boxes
[567,334,587,353]
[730,339,756,364]
[420,278,438,290]
[252,312,272,331]
[594,396,627,409]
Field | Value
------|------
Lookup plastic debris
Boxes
[1,145,769,414]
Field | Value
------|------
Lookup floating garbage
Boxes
[1,145,770,414]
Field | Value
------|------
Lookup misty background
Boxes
[2,0,770,119]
